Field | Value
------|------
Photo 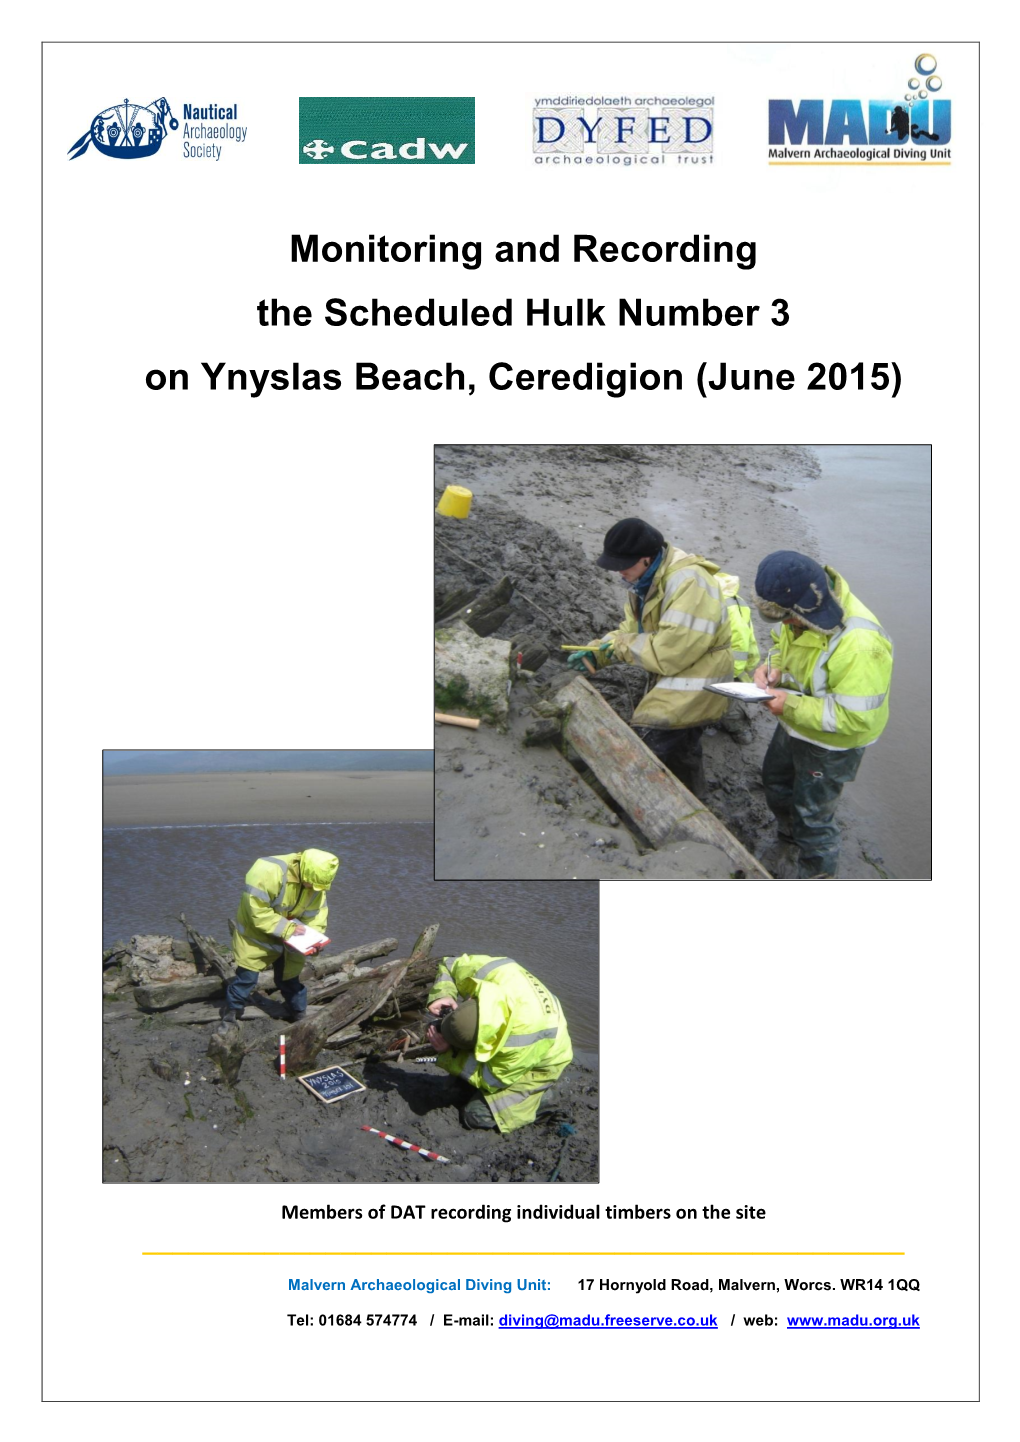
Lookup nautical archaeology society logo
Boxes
[533,95,714,166]
[68,97,179,159]
[768,51,952,163]
[67,97,248,162]
[299,97,475,163]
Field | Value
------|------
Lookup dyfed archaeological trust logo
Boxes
[533,95,713,166]
[768,51,952,164]
[299,97,474,163]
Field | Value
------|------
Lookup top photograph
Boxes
[434,442,929,881]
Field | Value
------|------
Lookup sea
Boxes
[103,819,599,1046]
[798,445,931,880]
[102,750,432,775]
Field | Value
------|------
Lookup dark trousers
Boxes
[461,1081,563,1130]
[224,961,307,1017]
[633,725,706,799]
[762,725,865,877]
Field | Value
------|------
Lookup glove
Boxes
[567,641,615,673]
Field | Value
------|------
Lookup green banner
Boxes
[299,97,474,164]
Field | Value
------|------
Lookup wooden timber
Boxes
[559,677,772,878]
[133,937,399,1011]
[286,926,439,1069]
[178,913,232,979]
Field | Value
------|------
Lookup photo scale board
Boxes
[297,1065,365,1104]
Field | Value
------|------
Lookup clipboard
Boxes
[705,681,777,703]
[285,925,330,955]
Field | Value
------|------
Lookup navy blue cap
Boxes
[754,552,844,633]
[596,518,665,571]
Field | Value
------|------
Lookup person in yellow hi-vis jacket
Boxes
[569,517,759,797]
[752,551,893,878]
[425,955,573,1133]
[220,848,340,1025]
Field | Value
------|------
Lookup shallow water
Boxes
[103,821,599,1044]
[797,445,931,879]
[637,444,931,878]
[103,750,431,775]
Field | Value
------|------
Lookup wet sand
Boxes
[104,770,434,827]
[434,443,915,879]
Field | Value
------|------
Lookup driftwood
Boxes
[207,1023,244,1084]
[287,924,440,1070]
[304,938,397,983]
[132,937,399,1012]
[286,957,411,1069]
[435,583,478,622]
[134,976,225,1011]
[559,677,772,878]
[178,913,232,979]
[444,576,514,636]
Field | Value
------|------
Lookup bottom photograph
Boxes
[102,749,598,1185]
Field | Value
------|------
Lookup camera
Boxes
[428,1004,454,1030]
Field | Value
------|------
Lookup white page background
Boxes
[12,10,1004,1434]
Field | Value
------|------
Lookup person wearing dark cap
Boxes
[425,954,573,1132]
[752,552,893,878]
[568,517,758,797]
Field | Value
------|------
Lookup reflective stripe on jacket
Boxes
[428,955,573,1133]
[775,567,893,751]
[231,852,329,978]
[603,545,739,728]
[718,571,761,680]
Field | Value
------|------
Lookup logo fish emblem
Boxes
[68,97,178,159]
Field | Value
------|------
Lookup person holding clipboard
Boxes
[220,849,339,1026]
[567,517,758,799]
[752,552,894,878]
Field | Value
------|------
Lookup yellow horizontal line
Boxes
[768,162,949,167]
[143,1251,905,1257]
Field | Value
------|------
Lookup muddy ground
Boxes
[434,444,892,880]
[102,999,598,1185]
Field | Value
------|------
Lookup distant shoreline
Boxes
[103,770,433,827]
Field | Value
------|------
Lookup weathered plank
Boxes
[560,677,772,878]
[134,975,225,1011]
[133,936,399,1011]
[304,937,398,983]
[287,924,440,1070]
[286,957,411,1069]
[179,913,232,979]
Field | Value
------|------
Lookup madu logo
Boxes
[768,52,952,162]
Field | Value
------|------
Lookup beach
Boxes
[435,443,928,880]
[103,769,434,827]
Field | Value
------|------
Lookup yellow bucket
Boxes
[436,485,473,519]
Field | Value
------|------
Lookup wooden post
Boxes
[178,913,232,979]
[286,923,439,1070]
[559,677,772,879]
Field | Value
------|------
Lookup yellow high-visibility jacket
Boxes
[597,545,746,728]
[718,573,761,680]
[231,853,329,979]
[428,955,573,1133]
[773,567,893,750]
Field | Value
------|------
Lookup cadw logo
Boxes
[768,52,952,163]
[299,97,474,164]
